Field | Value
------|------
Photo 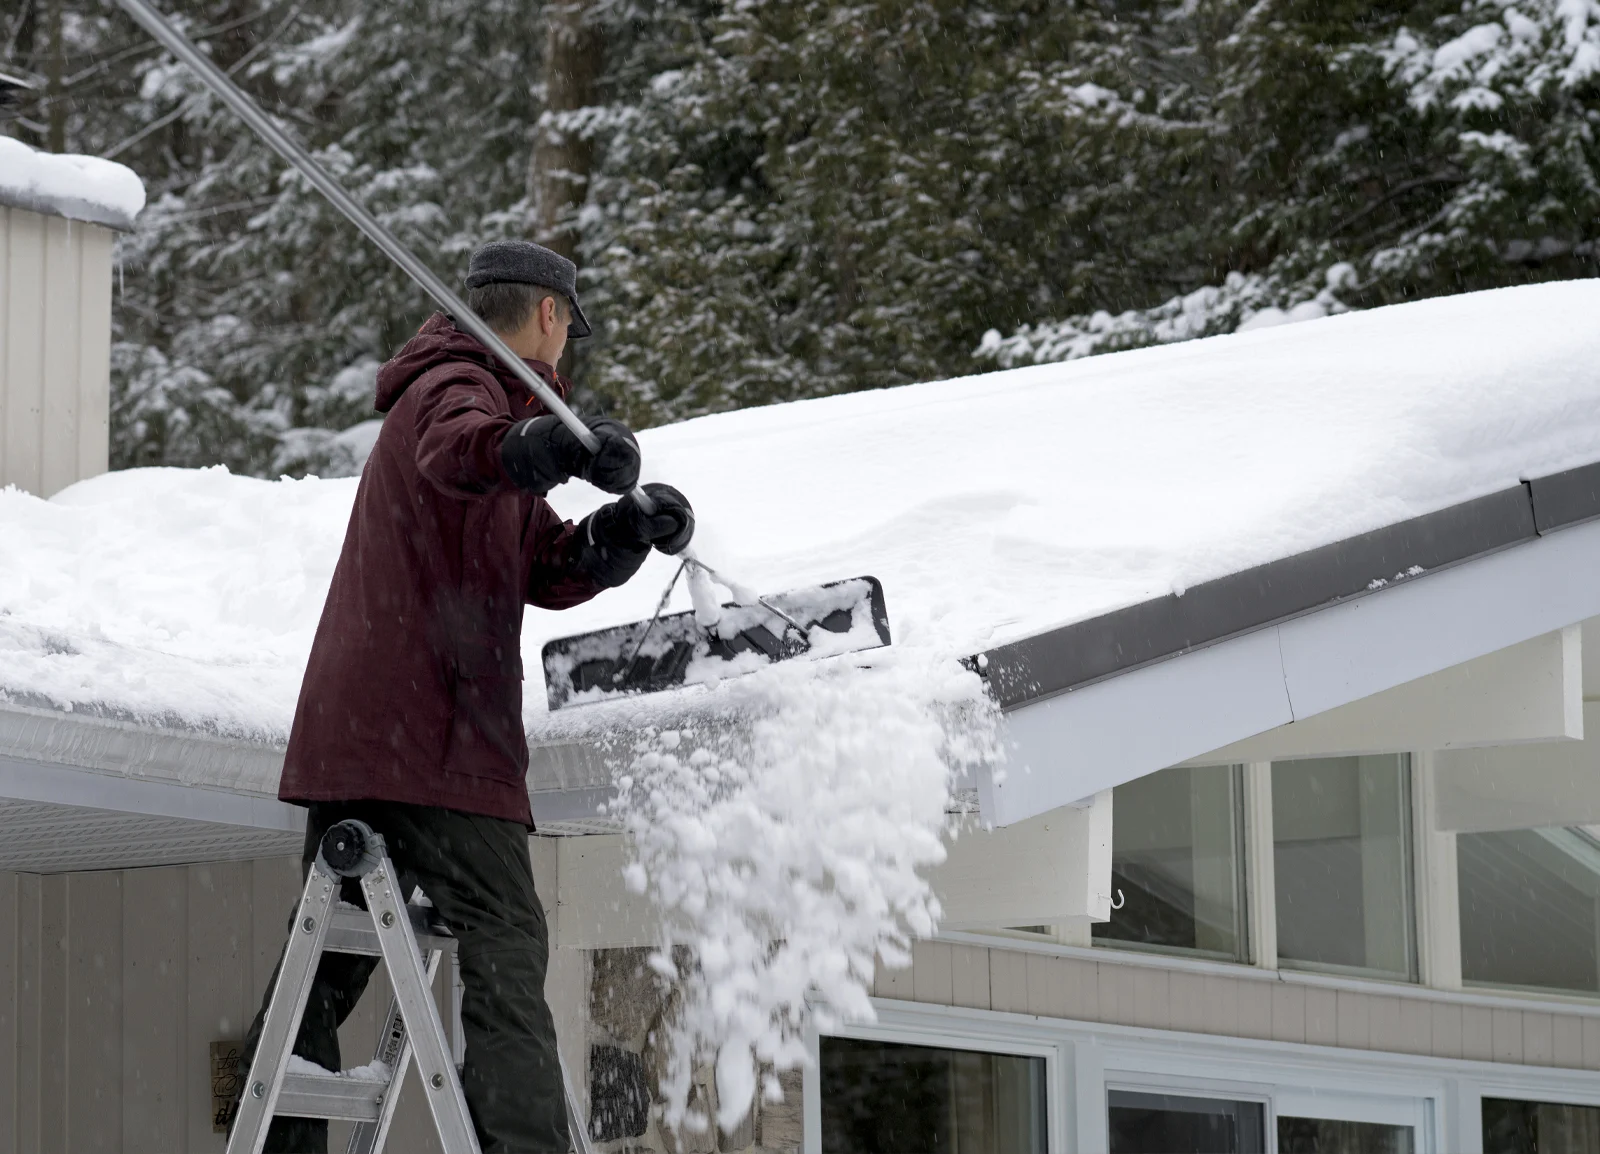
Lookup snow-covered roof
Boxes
[0,137,146,230]
[3,280,1599,750]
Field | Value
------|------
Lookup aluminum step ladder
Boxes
[227,819,596,1154]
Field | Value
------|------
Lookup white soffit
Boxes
[0,799,302,872]
[983,517,1600,827]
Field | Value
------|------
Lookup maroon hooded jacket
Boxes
[278,314,604,827]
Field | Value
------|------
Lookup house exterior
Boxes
[3,198,1600,1154]
[0,188,115,498]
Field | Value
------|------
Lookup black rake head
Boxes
[541,576,891,710]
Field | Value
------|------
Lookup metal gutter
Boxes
[977,461,1600,711]
[0,698,619,830]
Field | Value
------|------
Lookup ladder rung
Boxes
[323,902,455,956]
[275,1070,387,1122]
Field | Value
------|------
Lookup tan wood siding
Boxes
[1,206,113,498]
[878,941,1600,1072]
[0,859,449,1154]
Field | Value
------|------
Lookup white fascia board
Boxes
[0,699,303,830]
[983,626,1293,825]
[985,517,1600,827]
[1187,625,1581,765]
[0,751,304,832]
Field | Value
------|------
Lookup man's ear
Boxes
[540,295,559,334]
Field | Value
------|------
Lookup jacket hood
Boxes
[374,313,568,413]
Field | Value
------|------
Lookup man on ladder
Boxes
[237,240,694,1153]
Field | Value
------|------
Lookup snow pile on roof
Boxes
[0,466,343,740]
[0,137,146,229]
[4,279,1600,741]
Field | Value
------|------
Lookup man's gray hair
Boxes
[466,281,571,335]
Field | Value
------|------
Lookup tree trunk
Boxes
[533,0,604,263]
[4,0,40,146]
[45,0,62,152]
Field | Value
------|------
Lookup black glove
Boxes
[500,415,641,495]
[577,483,696,587]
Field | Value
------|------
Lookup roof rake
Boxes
[543,570,890,710]
[113,0,894,715]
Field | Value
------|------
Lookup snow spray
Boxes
[605,650,999,1134]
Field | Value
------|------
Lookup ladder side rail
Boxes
[362,865,483,1154]
[227,861,342,1154]
[347,948,444,1154]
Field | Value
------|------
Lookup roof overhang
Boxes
[0,698,626,869]
[10,460,1600,861]
[982,465,1600,825]
[0,702,301,870]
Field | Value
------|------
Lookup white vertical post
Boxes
[1244,762,1277,970]
[1412,751,1463,990]
[1360,754,1414,975]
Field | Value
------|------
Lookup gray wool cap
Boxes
[465,240,592,339]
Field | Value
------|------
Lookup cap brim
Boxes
[566,300,593,340]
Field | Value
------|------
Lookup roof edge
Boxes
[978,459,1600,710]
[0,186,138,231]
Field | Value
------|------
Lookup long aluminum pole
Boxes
[113,0,665,520]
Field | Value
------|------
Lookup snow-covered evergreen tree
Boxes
[16,0,546,473]
[8,0,1597,459]
[979,0,1600,367]
[581,0,1217,424]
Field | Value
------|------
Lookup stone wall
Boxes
[586,947,802,1154]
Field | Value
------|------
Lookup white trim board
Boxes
[983,517,1600,826]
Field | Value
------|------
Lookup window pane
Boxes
[1279,1116,1415,1153]
[1273,755,1416,979]
[1107,1090,1265,1154]
[1459,827,1600,994]
[1484,1097,1600,1154]
[1093,764,1248,961]
[820,1037,1047,1153]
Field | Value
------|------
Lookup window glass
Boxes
[1107,1090,1264,1154]
[1483,1097,1600,1154]
[1273,755,1416,979]
[1459,827,1600,995]
[1278,1115,1415,1153]
[819,1037,1047,1153]
[1093,764,1248,961]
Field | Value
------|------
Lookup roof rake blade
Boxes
[541,576,891,710]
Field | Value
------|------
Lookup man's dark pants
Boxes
[236,800,571,1153]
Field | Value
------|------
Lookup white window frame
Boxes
[807,998,1600,1153]
[1261,752,1422,983]
[1084,1025,1441,1153]
[801,1004,1070,1154]
[1006,750,1470,992]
